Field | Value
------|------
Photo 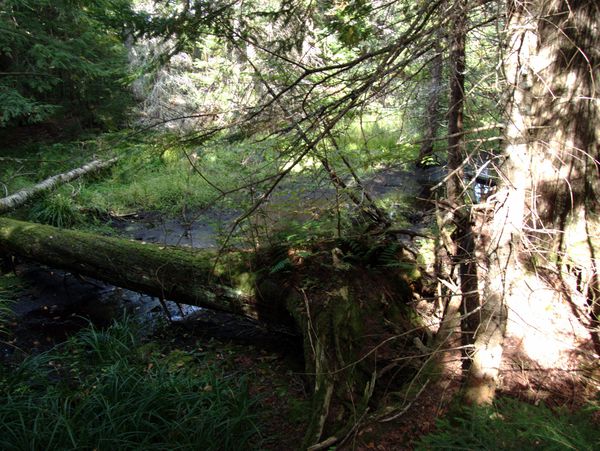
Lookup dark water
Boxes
[1,265,202,359]
[2,165,442,359]
[109,208,238,248]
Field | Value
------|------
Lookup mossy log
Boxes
[0,217,427,448]
[0,217,271,321]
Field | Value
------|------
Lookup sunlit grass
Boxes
[29,193,84,228]
[75,135,281,217]
[5,122,421,230]
[334,112,419,171]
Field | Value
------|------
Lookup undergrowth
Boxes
[416,397,600,450]
[3,116,418,220]
[0,317,262,450]
[29,193,84,228]
[0,273,22,334]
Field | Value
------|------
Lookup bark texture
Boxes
[419,39,444,165]
[0,158,118,214]
[463,0,535,405]
[466,0,600,403]
[445,0,483,367]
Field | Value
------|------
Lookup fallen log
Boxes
[0,157,118,214]
[0,216,428,447]
[0,217,268,321]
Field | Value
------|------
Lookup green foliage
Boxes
[416,397,600,450]
[77,136,280,217]
[0,0,135,128]
[270,257,292,274]
[334,113,419,172]
[29,193,83,228]
[0,273,21,334]
[0,318,262,450]
[323,0,374,48]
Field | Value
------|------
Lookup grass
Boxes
[74,134,282,218]
[0,317,263,450]
[28,193,84,228]
[416,397,600,450]
[3,115,423,244]
[334,112,419,172]
[0,272,22,334]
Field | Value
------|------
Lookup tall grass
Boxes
[416,397,600,450]
[0,318,262,450]
[334,112,419,171]
[0,273,20,334]
[77,138,276,217]
[29,193,84,228]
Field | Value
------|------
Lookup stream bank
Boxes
[2,163,441,362]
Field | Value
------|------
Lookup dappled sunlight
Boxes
[1,0,598,448]
[505,274,595,370]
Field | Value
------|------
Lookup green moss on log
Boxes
[0,217,263,319]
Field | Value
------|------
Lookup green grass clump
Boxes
[416,397,599,450]
[29,193,84,228]
[77,138,266,217]
[335,113,419,171]
[0,317,262,450]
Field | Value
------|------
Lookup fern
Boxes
[377,242,400,267]
[269,258,291,274]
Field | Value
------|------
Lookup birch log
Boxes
[0,157,118,214]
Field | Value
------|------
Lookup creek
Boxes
[2,164,446,360]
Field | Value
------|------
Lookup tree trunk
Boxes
[528,0,600,354]
[444,0,483,368]
[465,0,600,403]
[0,217,423,447]
[463,0,535,405]
[0,158,118,214]
[446,0,467,204]
[418,38,444,165]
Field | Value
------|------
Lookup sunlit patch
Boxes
[505,276,592,369]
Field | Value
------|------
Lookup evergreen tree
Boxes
[0,0,135,129]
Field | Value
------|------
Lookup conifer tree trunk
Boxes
[444,0,483,375]
[465,0,600,403]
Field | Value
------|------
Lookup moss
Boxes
[232,272,256,297]
[0,217,258,318]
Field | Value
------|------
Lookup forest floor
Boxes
[1,261,457,450]
[1,132,598,450]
